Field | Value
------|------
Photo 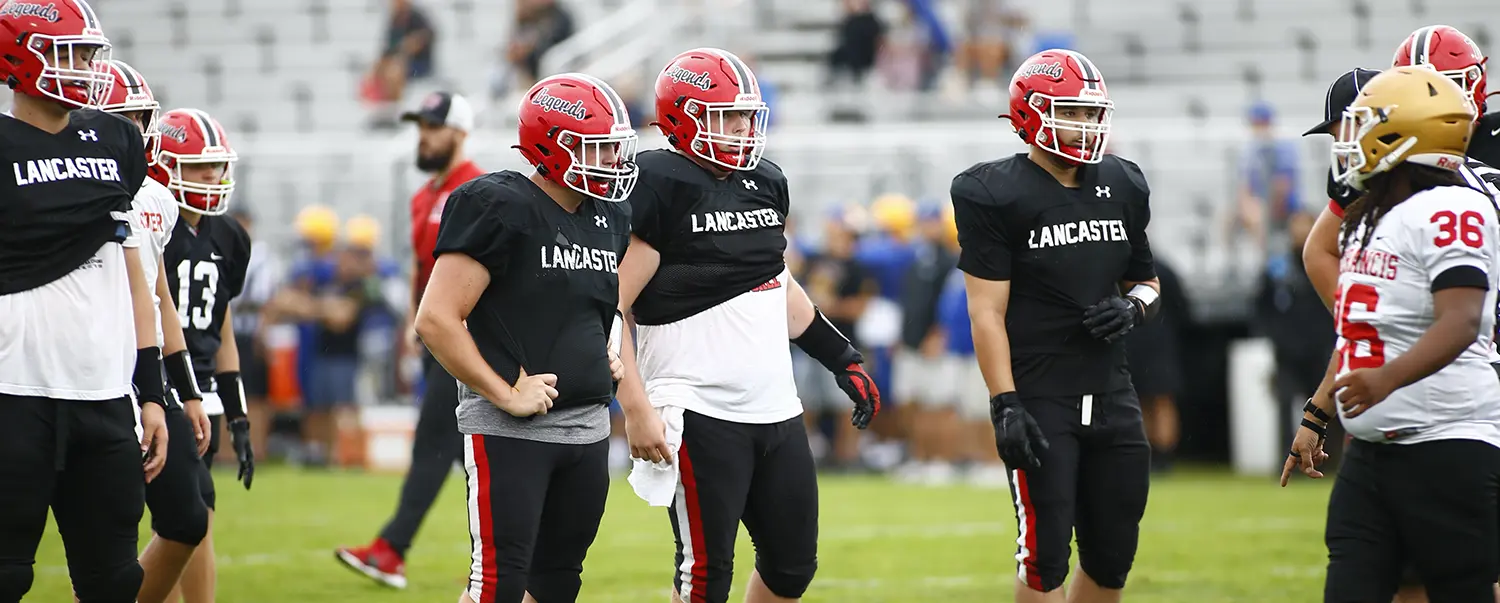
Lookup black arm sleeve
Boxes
[432,181,519,269]
[951,173,1012,281]
[793,308,864,372]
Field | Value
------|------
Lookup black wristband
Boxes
[216,372,247,421]
[164,350,203,404]
[133,347,168,409]
[1301,417,1328,439]
[1303,399,1332,424]
[792,308,863,372]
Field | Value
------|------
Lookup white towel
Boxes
[627,405,686,507]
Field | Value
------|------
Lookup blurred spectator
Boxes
[228,209,285,467]
[933,261,1008,487]
[263,205,341,465]
[1232,101,1301,262]
[365,0,436,128]
[891,205,960,485]
[795,206,878,471]
[828,0,884,88]
[876,2,931,92]
[954,1,1030,97]
[1253,212,1337,461]
[492,0,575,98]
[1123,258,1190,473]
[855,194,918,444]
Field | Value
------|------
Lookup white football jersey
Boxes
[125,178,178,347]
[1335,185,1500,448]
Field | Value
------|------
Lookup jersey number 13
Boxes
[176,260,220,331]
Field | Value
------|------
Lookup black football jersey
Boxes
[952,153,1156,396]
[164,214,252,390]
[627,150,789,325]
[1468,112,1500,170]
[432,170,629,409]
[0,110,145,294]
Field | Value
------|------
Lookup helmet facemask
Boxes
[28,34,113,108]
[1332,105,1428,191]
[165,154,238,215]
[685,96,769,171]
[559,128,639,202]
[1029,92,1113,165]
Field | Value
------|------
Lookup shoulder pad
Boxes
[1102,155,1151,198]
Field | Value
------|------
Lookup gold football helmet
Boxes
[1331,65,1476,190]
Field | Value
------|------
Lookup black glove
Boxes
[990,392,1049,472]
[834,362,881,430]
[228,417,254,490]
[1082,295,1144,343]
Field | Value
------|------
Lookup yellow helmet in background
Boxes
[344,214,381,250]
[296,205,340,250]
[941,203,958,245]
[870,193,917,240]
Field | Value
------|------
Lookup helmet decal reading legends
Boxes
[0,2,62,22]
[531,87,588,121]
[666,66,714,91]
[159,122,188,144]
[1016,61,1065,80]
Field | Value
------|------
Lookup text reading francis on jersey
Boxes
[1027,218,1129,250]
[690,208,784,233]
[541,242,620,273]
[1339,248,1401,280]
[12,157,124,187]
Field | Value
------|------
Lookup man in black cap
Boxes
[1290,66,1500,603]
[335,90,485,589]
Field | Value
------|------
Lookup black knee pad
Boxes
[71,561,142,603]
[756,558,817,599]
[0,563,35,602]
[1078,554,1132,590]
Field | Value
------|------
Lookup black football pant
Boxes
[1005,389,1151,593]
[670,410,819,603]
[0,394,145,603]
[380,353,463,555]
[196,414,220,509]
[145,403,211,546]
[1325,438,1500,603]
[463,434,609,603]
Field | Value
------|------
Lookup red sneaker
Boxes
[335,537,407,589]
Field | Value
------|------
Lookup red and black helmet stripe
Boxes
[113,61,141,91]
[1062,50,1103,90]
[1409,26,1435,65]
[187,109,221,148]
[72,0,101,31]
[707,48,757,96]
[572,72,629,128]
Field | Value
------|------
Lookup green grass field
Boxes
[31,466,1333,602]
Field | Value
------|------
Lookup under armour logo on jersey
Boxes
[594,215,608,228]
[742,179,758,191]
[1095,186,1111,198]
[78,130,98,142]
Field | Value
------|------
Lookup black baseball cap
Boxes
[399,91,474,133]
[1304,68,1382,136]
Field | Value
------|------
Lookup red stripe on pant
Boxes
[473,434,499,603]
[679,442,711,602]
[1017,470,1043,592]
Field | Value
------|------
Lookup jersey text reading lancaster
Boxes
[1027,218,1129,249]
[12,157,123,186]
[689,207,784,233]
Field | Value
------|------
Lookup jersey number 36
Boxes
[176,260,220,331]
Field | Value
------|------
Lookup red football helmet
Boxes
[1393,25,1488,115]
[515,72,638,202]
[1002,49,1114,165]
[653,48,769,172]
[157,108,238,215]
[98,59,161,166]
[0,0,113,108]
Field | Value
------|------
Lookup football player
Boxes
[952,49,1160,603]
[158,107,255,603]
[614,47,881,603]
[1392,25,1500,167]
[0,2,171,602]
[98,59,219,603]
[418,73,635,603]
[1293,65,1500,603]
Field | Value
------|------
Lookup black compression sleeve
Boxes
[792,308,864,372]
[133,347,167,408]
[164,350,203,403]
[216,372,247,421]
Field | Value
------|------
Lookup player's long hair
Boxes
[1339,163,1468,255]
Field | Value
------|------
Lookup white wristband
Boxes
[1126,284,1159,309]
